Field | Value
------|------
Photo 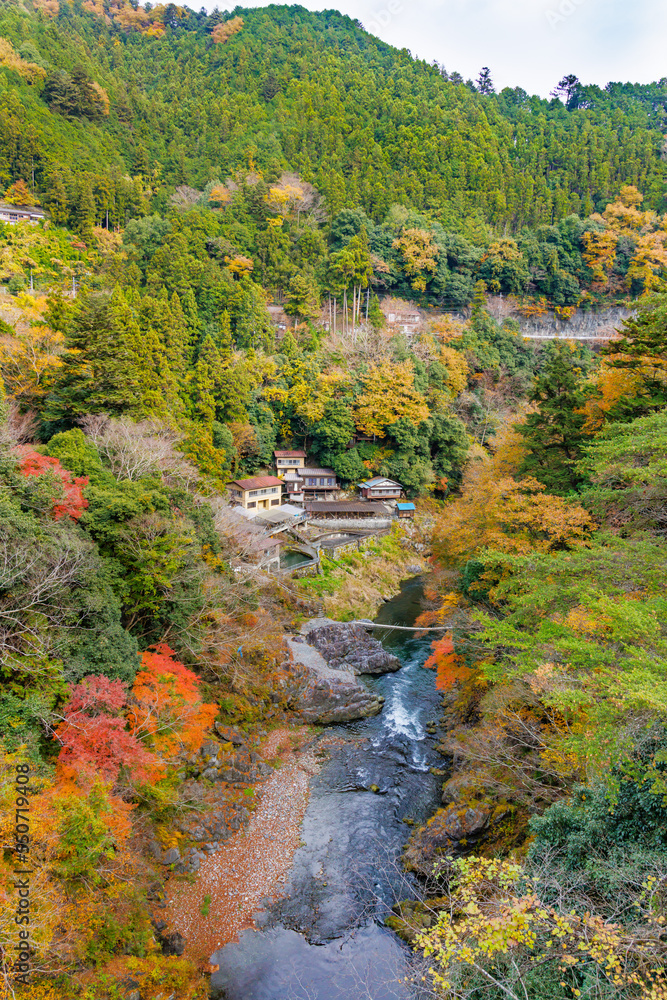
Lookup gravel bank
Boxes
[164,728,320,962]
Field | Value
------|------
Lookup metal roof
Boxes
[359,477,402,488]
[280,503,308,517]
[255,509,293,524]
[396,503,416,510]
[305,501,389,514]
[274,450,306,457]
[227,476,283,491]
[301,468,338,477]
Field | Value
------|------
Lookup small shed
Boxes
[396,502,416,519]
[257,535,282,571]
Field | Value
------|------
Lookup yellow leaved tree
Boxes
[392,227,439,292]
[353,360,430,436]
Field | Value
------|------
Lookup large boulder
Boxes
[290,669,384,724]
[403,799,510,871]
[301,621,401,675]
[285,637,384,723]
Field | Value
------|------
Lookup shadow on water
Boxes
[211,577,442,1000]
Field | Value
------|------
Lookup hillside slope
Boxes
[0,1,666,229]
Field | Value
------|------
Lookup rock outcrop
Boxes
[403,799,511,871]
[301,620,401,675]
[283,635,384,723]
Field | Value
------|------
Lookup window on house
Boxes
[247,502,257,508]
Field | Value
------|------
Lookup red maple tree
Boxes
[15,446,89,520]
[128,644,217,757]
[424,634,473,691]
[56,675,157,785]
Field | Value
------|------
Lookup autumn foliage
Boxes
[14,447,88,520]
[433,472,593,569]
[55,649,216,788]
[128,644,218,759]
[423,634,473,691]
[211,16,244,44]
[55,676,156,785]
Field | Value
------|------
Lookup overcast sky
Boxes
[209,0,667,97]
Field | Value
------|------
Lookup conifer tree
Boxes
[605,293,667,410]
[44,290,180,427]
[476,67,495,95]
[75,180,96,240]
[517,343,592,494]
[189,335,219,425]
[45,291,141,427]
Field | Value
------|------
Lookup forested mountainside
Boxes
[1,2,667,998]
[2,0,667,229]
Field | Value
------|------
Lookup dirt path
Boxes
[165,728,320,963]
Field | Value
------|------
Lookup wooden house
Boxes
[227,475,282,511]
[282,467,340,502]
[299,468,340,501]
[358,477,403,500]
[0,202,47,226]
[282,471,305,503]
[274,449,306,473]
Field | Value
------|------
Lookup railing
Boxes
[350,621,450,632]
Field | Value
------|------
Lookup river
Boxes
[210,576,444,1000]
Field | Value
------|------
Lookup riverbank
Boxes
[164,727,320,964]
[295,520,431,621]
[209,575,448,1000]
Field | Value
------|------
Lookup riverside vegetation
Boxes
[0,1,666,998]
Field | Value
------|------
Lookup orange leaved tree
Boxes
[55,676,158,787]
[423,634,474,691]
[127,644,217,764]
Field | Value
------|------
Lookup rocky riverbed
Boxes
[210,576,450,1000]
[157,585,494,999]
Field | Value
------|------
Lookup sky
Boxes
[207,0,667,97]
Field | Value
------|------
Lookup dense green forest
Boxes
[1,1,667,998]
[3,0,667,227]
